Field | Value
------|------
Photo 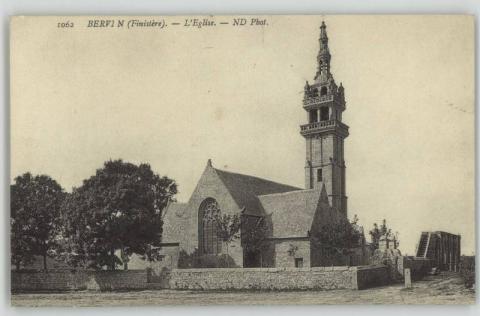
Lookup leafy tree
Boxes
[368,219,389,251]
[10,231,34,271]
[241,215,270,267]
[351,214,359,225]
[10,173,65,271]
[310,216,362,266]
[60,160,177,270]
[212,213,241,266]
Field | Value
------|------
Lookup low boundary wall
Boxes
[397,256,432,280]
[11,270,147,292]
[12,265,389,292]
[168,265,389,290]
[356,265,390,289]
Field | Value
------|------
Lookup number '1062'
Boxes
[57,21,74,28]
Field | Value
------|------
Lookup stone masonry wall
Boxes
[356,265,389,289]
[12,265,389,292]
[11,270,147,292]
[168,265,389,290]
[397,256,432,280]
[274,239,310,268]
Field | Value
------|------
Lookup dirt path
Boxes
[11,273,475,306]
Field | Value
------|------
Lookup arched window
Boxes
[309,110,318,123]
[320,106,329,121]
[320,86,328,96]
[198,198,222,255]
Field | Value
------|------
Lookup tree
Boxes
[212,213,241,266]
[368,219,389,251]
[310,216,362,266]
[351,214,359,225]
[60,160,177,270]
[11,173,65,271]
[241,215,270,267]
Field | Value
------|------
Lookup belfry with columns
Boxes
[301,21,349,217]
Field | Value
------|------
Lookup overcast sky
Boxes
[11,15,474,255]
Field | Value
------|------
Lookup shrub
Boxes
[177,250,195,269]
[195,254,236,268]
[177,249,237,269]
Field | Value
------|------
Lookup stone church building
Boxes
[147,22,366,270]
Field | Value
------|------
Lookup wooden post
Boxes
[404,268,412,288]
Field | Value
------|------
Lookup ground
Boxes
[11,272,475,306]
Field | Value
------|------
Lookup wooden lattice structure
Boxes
[415,231,461,271]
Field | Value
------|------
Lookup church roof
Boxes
[161,202,188,243]
[214,168,301,216]
[258,189,323,238]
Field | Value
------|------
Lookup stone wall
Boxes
[12,265,390,292]
[168,265,389,290]
[397,256,432,280]
[356,265,389,289]
[11,270,147,292]
[274,239,310,268]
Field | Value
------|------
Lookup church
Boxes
[154,22,367,270]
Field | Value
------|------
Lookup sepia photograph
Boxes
[9,15,475,306]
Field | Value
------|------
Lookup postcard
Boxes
[10,15,475,306]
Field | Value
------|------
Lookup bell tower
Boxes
[300,21,349,217]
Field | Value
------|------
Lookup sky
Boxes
[11,15,475,255]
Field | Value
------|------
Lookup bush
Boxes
[177,250,195,269]
[195,254,236,268]
[177,250,237,268]
[459,256,475,289]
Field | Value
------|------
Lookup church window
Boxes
[320,107,329,121]
[198,198,222,255]
[317,169,322,182]
[320,86,327,96]
[295,258,304,268]
[309,110,318,123]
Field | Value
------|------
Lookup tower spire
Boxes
[315,21,331,82]
[300,21,349,217]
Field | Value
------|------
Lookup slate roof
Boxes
[258,189,323,238]
[162,202,188,243]
[214,168,301,216]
